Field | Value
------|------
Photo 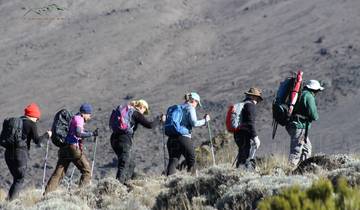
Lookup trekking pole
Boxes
[206,121,216,166]
[232,152,239,168]
[67,166,76,192]
[91,135,98,180]
[161,122,167,173]
[41,137,50,193]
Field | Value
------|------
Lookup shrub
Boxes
[258,177,360,210]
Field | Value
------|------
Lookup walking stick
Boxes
[206,121,216,166]
[41,137,50,193]
[161,123,167,173]
[232,152,239,168]
[67,166,76,192]
[91,135,98,179]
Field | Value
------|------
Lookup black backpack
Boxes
[51,109,73,147]
[0,117,24,149]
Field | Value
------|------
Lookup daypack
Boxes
[51,109,73,147]
[164,104,189,137]
[0,117,24,148]
[225,102,247,133]
[109,105,135,134]
[272,71,303,138]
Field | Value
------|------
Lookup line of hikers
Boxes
[0,75,324,200]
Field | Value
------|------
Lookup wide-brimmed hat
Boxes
[305,80,324,91]
[244,87,263,101]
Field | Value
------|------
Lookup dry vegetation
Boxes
[1,133,360,210]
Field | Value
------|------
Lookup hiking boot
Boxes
[245,159,256,171]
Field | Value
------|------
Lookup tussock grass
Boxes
[0,132,359,210]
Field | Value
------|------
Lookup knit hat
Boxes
[24,103,41,119]
[80,103,93,114]
[245,87,263,101]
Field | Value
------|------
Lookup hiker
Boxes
[234,88,262,169]
[165,92,210,176]
[286,80,324,166]
[109,99,163,184]
[44,103,98,194]
[3,103,52,200]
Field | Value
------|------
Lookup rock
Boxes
[319,48,328,55]
[315,36,324,44]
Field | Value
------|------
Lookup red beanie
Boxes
[24,103,41,119]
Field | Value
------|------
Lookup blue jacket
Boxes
[181,103,206,138]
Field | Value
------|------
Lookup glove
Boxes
[47,130,52,138]
[93,128,99,137]
[204,114,211,122]
[250,136,261,149]
[160,114,166,123]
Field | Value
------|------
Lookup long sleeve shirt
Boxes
[181,103,206,138]
[131,110,159,132]
[22,117,49,150]
[290,89,319,129]
[65,114,93,145]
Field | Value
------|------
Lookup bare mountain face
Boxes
[0,0,359,188]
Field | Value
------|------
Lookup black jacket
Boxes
[112,110,160,138]
[239,100,257,138]
[22,117,49,150]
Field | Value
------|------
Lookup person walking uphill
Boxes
[286,80,324,166]
[165,92,210,176]
[234,88,262,170]
[1,103,52,200]
[44,103,98,194]
[109,99,163,184]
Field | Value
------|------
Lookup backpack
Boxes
[225,102,247,133]
[0,117,24,149]
[51,109,73,147]
[164,104,189,137]
[109,105,135,134]
[272,70,303,138]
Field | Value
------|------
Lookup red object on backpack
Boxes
[288,70,303,115]
[225,104,240,133]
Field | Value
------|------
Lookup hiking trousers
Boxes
[4,147,28,200]
[234,130,252,168]
[110,133,135,184]
[166,136,195,176]
[44,144,91,194]
[286,125,312,166]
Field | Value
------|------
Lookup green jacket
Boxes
[289,89,319,129]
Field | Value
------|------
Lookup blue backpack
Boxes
[164,104,189,137]
[109,105,135,134]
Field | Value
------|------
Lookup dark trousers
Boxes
[234,130,251,168]
[110,133,134,183]
[4,147,28,200]
[166,136,195,176]
[44,144,91,194]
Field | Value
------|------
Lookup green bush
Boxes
[258,177,360,210]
